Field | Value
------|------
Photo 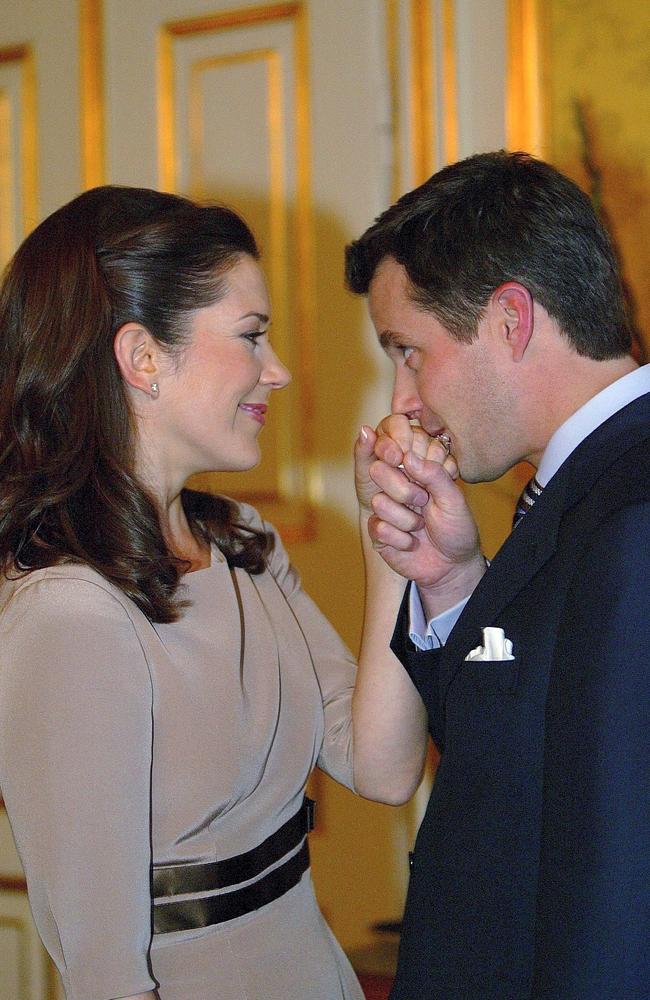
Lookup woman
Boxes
[0,186,434,1000]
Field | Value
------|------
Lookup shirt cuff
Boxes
[408,584,470,650]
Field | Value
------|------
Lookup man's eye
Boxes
[401,346,417,365]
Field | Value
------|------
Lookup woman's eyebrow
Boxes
[237,311,270,324]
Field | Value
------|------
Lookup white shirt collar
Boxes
[536,364,650,487]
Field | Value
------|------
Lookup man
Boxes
[347,152,649,999]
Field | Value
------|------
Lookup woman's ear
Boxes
[113,323,160,397]
[492,282,534,362]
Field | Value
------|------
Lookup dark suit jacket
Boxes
[390,393,650,1000]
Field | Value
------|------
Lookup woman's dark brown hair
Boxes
[0,185,271,622]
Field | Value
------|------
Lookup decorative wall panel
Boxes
[0,45,38,269]
[157,4,315,540]
[80,0,106,188]
[506,0,544,155]
[385,0,459,200]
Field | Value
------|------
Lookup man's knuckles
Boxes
[369,461,429,506]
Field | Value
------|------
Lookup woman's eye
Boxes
[244,331,264,346]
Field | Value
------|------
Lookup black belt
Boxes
[152,798,315,934]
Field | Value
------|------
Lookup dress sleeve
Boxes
[0,574,157,1000]
[531,503,650,997]
[236,501,357,791]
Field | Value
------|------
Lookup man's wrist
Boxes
[417,553,487,620]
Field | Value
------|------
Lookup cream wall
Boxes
[0,2,512,996]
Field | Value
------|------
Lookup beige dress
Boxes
[0,502,364,1000]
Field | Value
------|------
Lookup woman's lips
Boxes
[239,403,268,425]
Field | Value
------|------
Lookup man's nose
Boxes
[391,367,420,416]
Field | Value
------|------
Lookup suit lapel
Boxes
[439,392,650,695]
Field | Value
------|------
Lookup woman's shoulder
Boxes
[185,488,278,551]
[0,562,140,623]
[189,490,296,587]
[228,496,267,532]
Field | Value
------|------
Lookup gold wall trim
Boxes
[79,0,106,188]
[0,44,38,238]
[0,88,13,265]
[385,0,402,200]
[187,48,286,326]
[291,2,315,487]
[387,0,459,192]
[157,3,315,538]
[410,0,436,184]
[158,2,302,192]
[188,48,283,200]
[441,0,458,163]
[506,0,544,155]
[163,2,302,36]
[187,47,289,461]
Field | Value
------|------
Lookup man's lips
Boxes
[433,431,451,453]
[420,422,452,453]
[239,403,268,425]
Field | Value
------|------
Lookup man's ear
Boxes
[113,323,160,397]
[492,282,534,362]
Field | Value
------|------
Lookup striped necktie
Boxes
[513,475,543,528]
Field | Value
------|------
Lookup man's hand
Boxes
[357,415,486,616]
[355,417,431,514]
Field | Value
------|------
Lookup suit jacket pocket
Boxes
[460,656,521,695]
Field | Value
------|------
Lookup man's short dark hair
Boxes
[345,150,631,359]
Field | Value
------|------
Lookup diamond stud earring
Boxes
[150,382,159,398]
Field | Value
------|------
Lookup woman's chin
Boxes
[208,449,262,475]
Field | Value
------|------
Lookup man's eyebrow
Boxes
[379,330,400,351]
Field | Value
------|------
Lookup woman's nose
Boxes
[261,347,291,389]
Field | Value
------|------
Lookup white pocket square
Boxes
[465,626,514,661]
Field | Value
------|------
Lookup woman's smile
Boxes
[239,402,268,426]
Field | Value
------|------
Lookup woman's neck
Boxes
[158,489,211,572]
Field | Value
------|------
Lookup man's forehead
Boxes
[368,257,411,317]
[369,259,435,332]
[369,255,407,292]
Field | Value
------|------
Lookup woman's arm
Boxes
[351,419,485,803]
[352,502,428,803]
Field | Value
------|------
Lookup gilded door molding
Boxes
[385,0,459,200]
[0,44,38,265]
[506,0,545,155]
[79,0,106,188]
[157,3,316,541]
